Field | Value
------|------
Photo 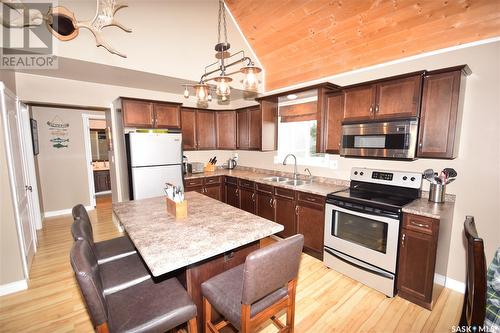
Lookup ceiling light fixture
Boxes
[287,94,298,100]
[182,0,262,105]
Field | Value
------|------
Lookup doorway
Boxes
[83,114,110,208]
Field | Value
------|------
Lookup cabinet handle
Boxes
[295,206,299,215]
[251,193,255,202]
[401,233,406,247]
[273,198,277,207]
[269,198,273,207]
[369,105,373,113]
[419,142,423,148]
[235,188,239,197]
[410,221,428,228]
[375,105,379,113]
[306,197,316,202]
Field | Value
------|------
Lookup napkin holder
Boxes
[166,197,187,218]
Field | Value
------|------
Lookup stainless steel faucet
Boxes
[283,154,298,180]
[304,168,313,182]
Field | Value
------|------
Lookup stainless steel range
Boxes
[323,167,422,297]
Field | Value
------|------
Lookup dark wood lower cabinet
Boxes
[397,213,440,310]
[274,188,296,238]
[225,183,239,208]
[204,184,222,201]
[239,187,256,214]
[296,192,325,260]
[94,170,111,193]
[184,177,221,201]
[256,190,275,221]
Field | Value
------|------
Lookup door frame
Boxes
[82,114,106,208]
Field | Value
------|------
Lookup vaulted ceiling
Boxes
[226,0,500,91]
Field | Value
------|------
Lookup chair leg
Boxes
[96,323,110,333]
[241,304,252,333]
[187,316,198,333]
[286,279,297,333]
[203,297,214,333]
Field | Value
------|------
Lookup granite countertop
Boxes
[112,191,283,276]
[402,197,455,219]
[185,168,348,197]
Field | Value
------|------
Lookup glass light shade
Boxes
[208,92,212,102]
[183,87,190,98]
[214,76,232,97]
[194,84,209,102]
[241,66,262,91]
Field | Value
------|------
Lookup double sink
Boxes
[261,176,309,186]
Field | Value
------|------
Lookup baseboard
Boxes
[0,279,27,296]
[445,276,466,294]
[44,205,94,218]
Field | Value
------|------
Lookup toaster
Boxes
[187,162,204,174]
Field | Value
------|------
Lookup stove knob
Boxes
[354,171,358,175]
[360,172,364,176]
[403,176,408,181]
[410,177,416,181]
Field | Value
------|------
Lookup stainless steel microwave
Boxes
[340,119,418,159]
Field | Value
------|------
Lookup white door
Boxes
[1,87,36,275]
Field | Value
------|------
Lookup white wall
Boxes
[194,41,500,285]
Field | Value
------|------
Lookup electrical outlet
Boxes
[329,160,338,169]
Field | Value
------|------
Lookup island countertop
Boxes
[112,191,284,277]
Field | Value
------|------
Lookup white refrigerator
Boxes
[126,132,183,200]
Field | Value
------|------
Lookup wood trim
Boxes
[255,82,341,101]
[23,101,109,112]
[118,96,182,105]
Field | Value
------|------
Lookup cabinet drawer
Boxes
[238,179,255,189]
[256,183,273,194]
[185,178,204,187]
[274,187,294,199]
[297,192,325,206]
[205,176,221,185]
[403,214,438,235]
[225,176,238,185]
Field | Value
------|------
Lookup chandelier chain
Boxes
[217,0,227,45]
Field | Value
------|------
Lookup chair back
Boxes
[242,234,304,305]
[71,205,94,243]
[70,239,108,327]
[460,216,486,327]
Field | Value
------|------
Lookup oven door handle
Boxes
[328,203,400,223]
[324,246,394,280]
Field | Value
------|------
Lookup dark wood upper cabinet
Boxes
[376,75,422,119]
[417,66,470,159]
[154,102,181,129]
[181,108,197,150]
[342,73,423,123]
[196,110,216,150]
[122,99,154,128]
[342,85,376,122]
[259,98,278,152]
[216,111,237,149]
[324,92,344,154]
[248,107,262,150]
[121,98,181,129]
[236,109,249,149]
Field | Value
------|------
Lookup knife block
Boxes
[204,164,216,172]
[166,197,188,219]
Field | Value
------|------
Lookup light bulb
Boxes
[183,87,189,98]
[194,84,208,102]
[243,69,258,91]
[215,76,232,97]
[221,95,227,102]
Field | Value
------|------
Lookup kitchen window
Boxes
[275,94,329,167]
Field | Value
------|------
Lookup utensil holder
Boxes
[429,183,446,203]
[166,197,187,218]
[204,164,216,172]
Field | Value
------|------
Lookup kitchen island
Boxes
[112,191,283,330]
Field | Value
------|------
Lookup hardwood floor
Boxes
[0,195,462,332]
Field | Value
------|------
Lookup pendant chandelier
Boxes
[183,0,262,104]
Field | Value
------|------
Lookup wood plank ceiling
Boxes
[226,0,500,91]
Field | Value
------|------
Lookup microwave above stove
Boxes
[340,119,418,160]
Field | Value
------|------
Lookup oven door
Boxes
[324,203,400,273]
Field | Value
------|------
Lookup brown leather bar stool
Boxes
[71,239,198,333]
[460,216,487,327]
[72,204,136,263]
[201,234,304,333]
